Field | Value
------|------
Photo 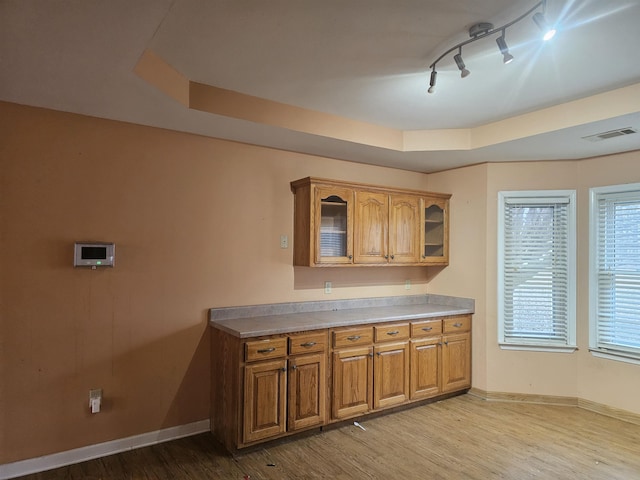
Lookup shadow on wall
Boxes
[293,265,446,290]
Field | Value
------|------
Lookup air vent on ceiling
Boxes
[582,127,638,142]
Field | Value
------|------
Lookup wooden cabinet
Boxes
[288,332,327,430]
[373,323,410,409]
[420,197,449,265]
[409,315,471,401]
[354,191,388,264]
[243,358,287,443]
[442,316,471,393]
[331,323,411,419]
[211,314,470,452]
[331,326,373,419]
[291,177,450,267]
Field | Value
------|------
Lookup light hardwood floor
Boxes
[15,394,640,479]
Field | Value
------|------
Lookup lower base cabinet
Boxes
[211,314,471,452]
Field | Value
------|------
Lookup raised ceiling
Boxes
[2,0,639,172]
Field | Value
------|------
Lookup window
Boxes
[590,183,640,364]
[498,191,576,351]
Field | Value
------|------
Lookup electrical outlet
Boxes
[405,279,411,290]
[280,235,288,249]
[89,388,102,414]
[324,281,332,294]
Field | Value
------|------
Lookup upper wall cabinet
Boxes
[291,177,450,267]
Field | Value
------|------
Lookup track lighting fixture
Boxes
[454,48,470,78]
[496,31,514,64]
[533,12,557,41]
[427,0,556,94]
[428,68,437,93]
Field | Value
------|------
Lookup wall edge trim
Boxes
[0,419,210,480]
[468,388,640,426]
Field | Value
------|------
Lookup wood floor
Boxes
[16,394,640,479]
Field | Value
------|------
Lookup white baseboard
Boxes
[0,419,210,480]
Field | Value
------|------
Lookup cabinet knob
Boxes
[281,367,287,372]
[390,254,395,260]
[384,255,389,259]
[444,341,449,345]
[376,352,381,356]
[348,255,353,260]
[368,353,374,358]
[291,365,297,370]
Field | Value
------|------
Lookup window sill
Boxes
[499,343,577,353]
[590,349,640,366]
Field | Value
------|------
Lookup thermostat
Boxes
[74,242,115,267]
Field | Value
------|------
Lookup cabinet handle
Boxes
[453,322,463,328]
[422,327,433,332]
[257,347,276,354]
[300,342,317,348]
[390,254,395,260]
[386,330,400,336]
[347,335,361,341]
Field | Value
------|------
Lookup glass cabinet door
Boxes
[315,187,354,264]
[421,198,449,264]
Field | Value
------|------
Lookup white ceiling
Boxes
[2,0,639,173]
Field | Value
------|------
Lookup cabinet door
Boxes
[420,197,449,265]
[332,347,373,419]
[441,332,471,393]
[314,186,354,265]
[389,194,420,264]
[288,353,326,431]
[243,359,287,443]
[354,191,389,264]
[410,338,441,400]
[374,342,410,409]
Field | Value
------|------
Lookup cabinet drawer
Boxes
[411,319,442,337]
[289,331,327,355]
[245,338,287,362]
[333,327,373,348]
[374,323,410,342]
[443,315,471,333]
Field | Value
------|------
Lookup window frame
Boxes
[497,190,577,352]
[589,182,640,365]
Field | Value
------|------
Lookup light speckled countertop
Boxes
[209,294,474,338]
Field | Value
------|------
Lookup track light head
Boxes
[496,34,514,64]
[428,69,437,94]
[533,12,556,41]
[454,52,470,78]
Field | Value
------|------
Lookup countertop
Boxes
[209,294,474,338]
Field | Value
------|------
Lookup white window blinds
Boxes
[498,191,576,350]
[590,184,640,362]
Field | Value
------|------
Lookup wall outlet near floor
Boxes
[280,235,288,249]
[405,279,411,290]
[324,281,332,294]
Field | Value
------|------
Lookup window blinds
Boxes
[502,197,571,345]
[593,190,640,359]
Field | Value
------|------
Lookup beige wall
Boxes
[2,101,639,465]
[0,102,432,464]
[428,154,640,414]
